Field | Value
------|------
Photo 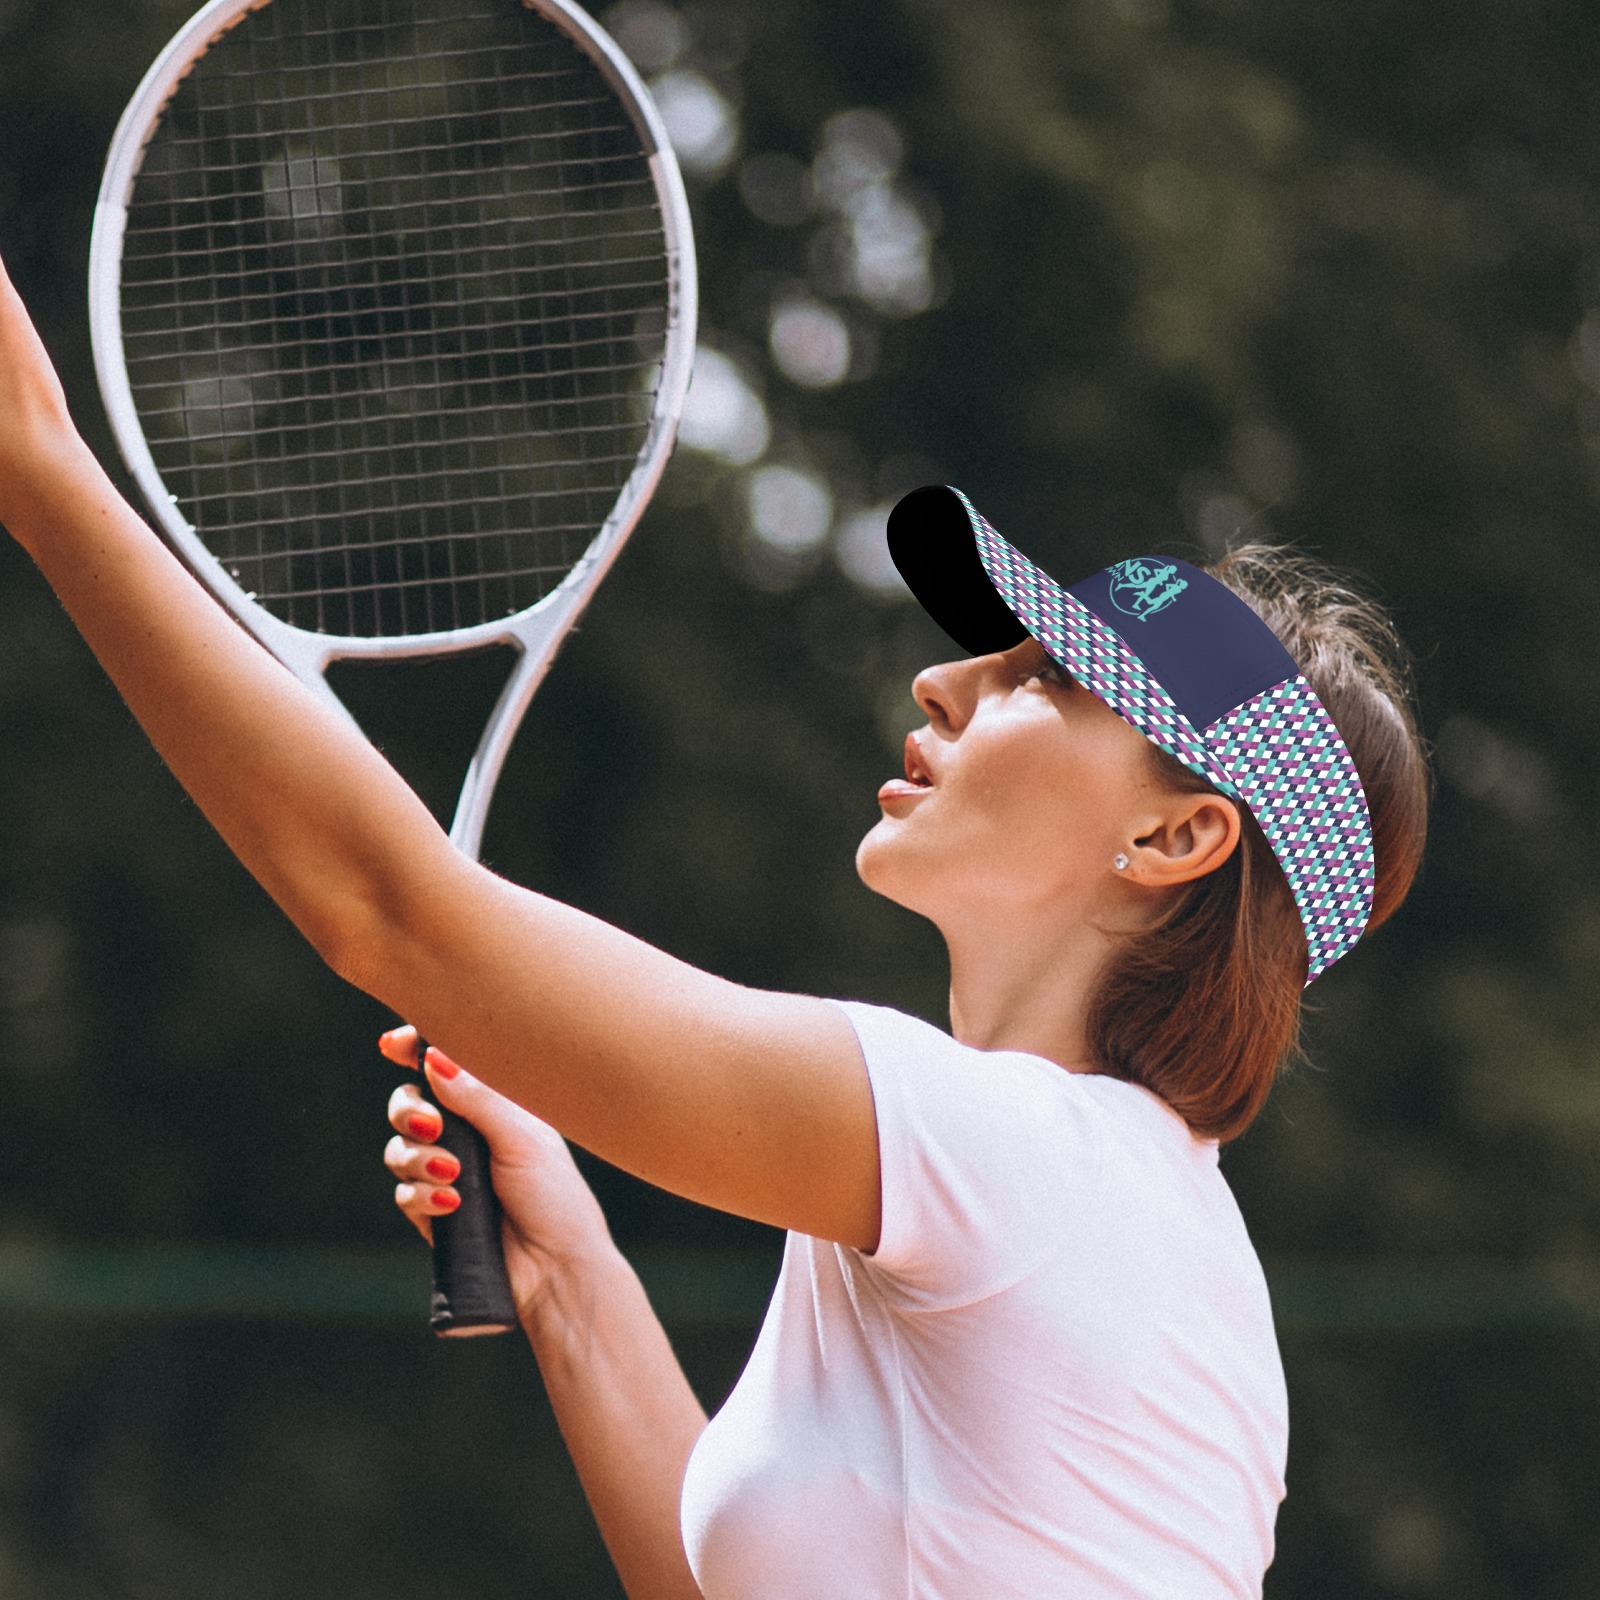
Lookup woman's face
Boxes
[856,638,1170,926]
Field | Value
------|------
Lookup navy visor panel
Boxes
[1068,561,1297,731]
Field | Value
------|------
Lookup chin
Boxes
[855,818,933,915]
[854,820,889,890]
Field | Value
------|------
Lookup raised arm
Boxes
[0,253,881,1250]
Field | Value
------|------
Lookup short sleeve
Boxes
[833,1000,1105,1311]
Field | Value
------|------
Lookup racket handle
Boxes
[425,1061,518,1338]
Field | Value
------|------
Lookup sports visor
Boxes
[887,485,1374,983]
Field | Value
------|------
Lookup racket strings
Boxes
[119,0,669,639]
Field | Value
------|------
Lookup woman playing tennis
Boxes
[0,251,1427,1599]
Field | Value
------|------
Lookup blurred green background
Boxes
[3,0,1600,1594]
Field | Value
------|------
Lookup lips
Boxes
[877,735,935,808]
[902,734,933,788]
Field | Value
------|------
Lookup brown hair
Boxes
[1085,544,1431,1142]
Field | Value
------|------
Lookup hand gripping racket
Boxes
[88,0,696,1336]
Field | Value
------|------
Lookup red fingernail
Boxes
[378,1027,420,1068]
[425,1047,461,1081]
[433,1189,461,1212]
[408,1114,440,1140]
[425,1157,458,1181]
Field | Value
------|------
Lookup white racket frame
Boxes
[89,0,697,858]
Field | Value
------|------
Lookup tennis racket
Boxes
[87,0,696,1336]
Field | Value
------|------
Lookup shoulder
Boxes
[830,1001,1154,1304]
[832,998,1180,1150]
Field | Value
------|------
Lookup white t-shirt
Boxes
[679,1001,1287,1599]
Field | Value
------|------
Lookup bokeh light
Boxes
[1569,312,1600,391]
[768,297,851,389]
[1194,491,1257,555]
[261,146,344,239]
[806,109,938,316]
[747,464,833,553]
[651,69,738,179]
[812,109,904,206]
[600,0,687,73]
[179,346,274,448]
[677,347,769,465]
[833,503,910,598]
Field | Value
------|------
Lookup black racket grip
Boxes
[426,1083,518,1338]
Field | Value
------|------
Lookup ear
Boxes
[1126,792,1241,888]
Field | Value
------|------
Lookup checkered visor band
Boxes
[948,489,1375,983]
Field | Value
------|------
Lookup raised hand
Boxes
[380,1026,617,1329]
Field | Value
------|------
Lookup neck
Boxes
[940,898,1117,1073]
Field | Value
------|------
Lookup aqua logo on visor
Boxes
[1107,558,1189,622]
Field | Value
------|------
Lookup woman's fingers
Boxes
[377,1035,613,1277]
[395,1179,462,1216]
[387,1080,444,1143]
[393,1176,461,1245]
[378,1023,421,1069]
[378,1027,558,1155]
[383,1131,461,1185]
[386,1081,462,1240]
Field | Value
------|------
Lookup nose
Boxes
[912,654,986,734]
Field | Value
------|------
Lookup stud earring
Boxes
[1113,853,1130,871]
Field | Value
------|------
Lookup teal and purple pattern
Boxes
[1206,678,1375,978]
[947,488,1374,983]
